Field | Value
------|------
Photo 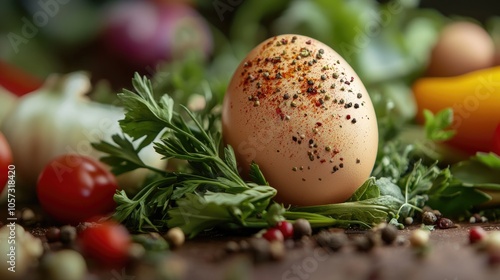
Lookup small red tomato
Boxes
[0,60,42,96]
[37,154,118,224]
[263,228,284,242]
[276,221,294,239]
[493,123,500,155]
[469,226,488,244]
[0,133,12,194]
[80,221,131,267]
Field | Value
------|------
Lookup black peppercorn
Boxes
[225,241,240,253]
[249,238,271,263]
[354,234,375,252]
[293,219,312,239]
[315,231,347,252]
[60,225,77,245]
[422,211,438,225]
[380,224,398,245]
[45,227,61,243]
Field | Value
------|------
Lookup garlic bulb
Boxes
[1,72,165,201]
[0,224,43,278]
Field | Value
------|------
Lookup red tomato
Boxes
[37,154,118,224]
[263,228,284,242]
[80,221,131,267]
[493,123,500,155]
[0,60,42,96]
[469,226,488,244]
[0,133,12,193]
[276,221,294,239]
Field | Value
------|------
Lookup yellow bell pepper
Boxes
[413,66,500,153]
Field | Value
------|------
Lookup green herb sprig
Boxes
[94,74,375,236]
[94,74,500,237]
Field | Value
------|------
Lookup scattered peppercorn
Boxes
[59,225,77,245]
[40,250,87,280]
[422,211,438,225]
[380,224,398,245]
[432,210,442,220]
[436,218,455,229]
[75,222,94,233]
[239,240,251,251]
[409,229,430,248]
[353,234,375,252]
[20,208,36,226]
[165,227,185,248]
[45,227,61,243]
[293,219,312,239]
[486,232,500,260]
[128,243,146,261]
[315,231,348,252]
[249,238,271,263]
[269,241,286,261]
[225,241,241,253]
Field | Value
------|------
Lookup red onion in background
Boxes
[102,1,213,66]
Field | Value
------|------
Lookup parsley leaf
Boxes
[423,108,456,141]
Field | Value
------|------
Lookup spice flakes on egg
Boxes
[222,34,378,206]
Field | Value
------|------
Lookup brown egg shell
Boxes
[426,21,495,77]
[222,34,378,206]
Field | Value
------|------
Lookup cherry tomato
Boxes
[276,221,294,239]
[493,123,500,155]
[469,226,488,244]
[0,133,12,194]
[37,154,118,225]
[80,221,131,267]
[263,228,284,242]
[0,60,42,96]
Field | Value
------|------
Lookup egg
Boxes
[222,34,378,206]
[426,21,495,77]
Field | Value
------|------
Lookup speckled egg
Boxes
[222,34,378,206]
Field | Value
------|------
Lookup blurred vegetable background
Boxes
[0,0,500,207]
[0,0,497,123]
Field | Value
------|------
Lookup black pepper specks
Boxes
[351,118,357,124]
[357,93,363,99]
[300,48,310,57]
